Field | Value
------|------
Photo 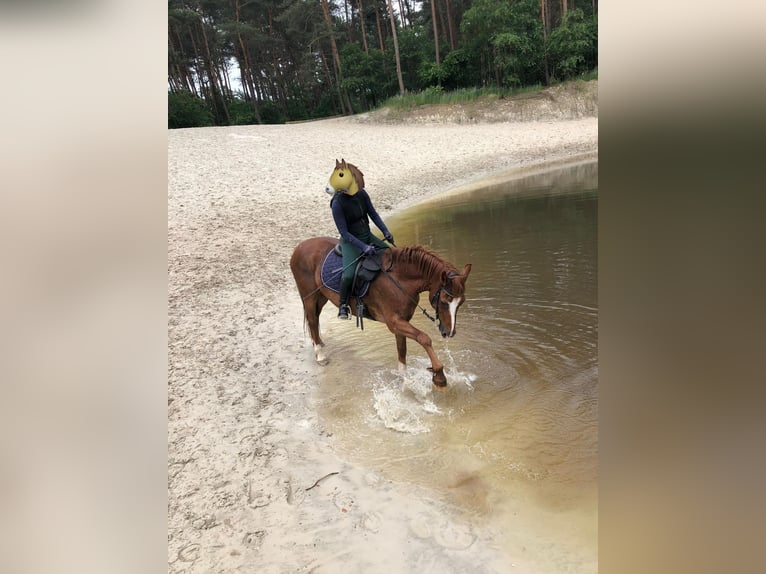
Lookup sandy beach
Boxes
[168,97,598,573]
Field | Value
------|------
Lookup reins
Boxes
[380,258,460,324]
[380,265,438,323]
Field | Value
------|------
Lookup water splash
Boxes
[370,365,442,434]
[440,343,478,391]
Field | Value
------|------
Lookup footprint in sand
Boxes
[332,491,355,513]
[360,511,382,533]
[433,520,475,550]
[409,516,432,539]
[177,543,200,562]
[408,516,475,550]
[242,530,265,549]
[247,480,273,508]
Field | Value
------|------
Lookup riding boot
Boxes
[338,276,352,319]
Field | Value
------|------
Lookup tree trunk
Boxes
[320,0,349,114]
[541,0,551,85]
[234,0,262,123]
[435,0,447,56]
[402,0,414,28]
[344,0,353,41]
[375,5,385,52]
[198,15,231,123]
[430,0,440,66]
[562,0,567,19]
[445,0,456,50]
[188,29,209,103]
[397,0,406,29]
[358,0,369,54]
[174,28,198,96]
[387,0,405,95]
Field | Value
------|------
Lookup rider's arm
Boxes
[360,190,390,237]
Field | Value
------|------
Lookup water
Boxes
[316,161,598,573]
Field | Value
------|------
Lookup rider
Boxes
[331,183,394,319]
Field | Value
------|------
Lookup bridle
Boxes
[381,262,461,325]
[429,272,460,325]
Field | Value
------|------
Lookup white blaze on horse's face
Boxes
[448,297,463,337]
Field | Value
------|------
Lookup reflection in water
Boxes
[317,161,598,573]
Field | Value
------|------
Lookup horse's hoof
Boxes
[317,358,329,366]
[432,382,448,393]
[429,367,447,389]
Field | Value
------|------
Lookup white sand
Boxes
[168,114,598,573]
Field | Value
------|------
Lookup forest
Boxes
[168,0,598,128]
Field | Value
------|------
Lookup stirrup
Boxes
[338,304,351,319]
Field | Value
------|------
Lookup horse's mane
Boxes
[391,245,457,279]
[346,162,365,190]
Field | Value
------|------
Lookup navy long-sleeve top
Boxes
[331,189,389,251]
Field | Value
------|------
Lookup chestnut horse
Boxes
[290,237,472,389]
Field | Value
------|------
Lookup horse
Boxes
[289,238,472,389]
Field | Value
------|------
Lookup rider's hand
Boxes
[363,244,376,256]
[384,233,394,244]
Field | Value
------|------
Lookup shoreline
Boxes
[168,115,598,572]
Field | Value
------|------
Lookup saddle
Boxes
[326,243,387,329]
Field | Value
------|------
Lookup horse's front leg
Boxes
[387,318,447,389]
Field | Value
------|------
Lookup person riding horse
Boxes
[326,159,394,320]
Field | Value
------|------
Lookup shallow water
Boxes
[316,161,598,573]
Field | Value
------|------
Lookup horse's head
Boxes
[325,158,365,196]
[431,264,473,338]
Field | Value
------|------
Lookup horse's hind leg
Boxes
[304,294,329,365]
[395,334,407,372]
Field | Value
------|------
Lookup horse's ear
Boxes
[340,158,347,169]
[335,158,341,168]
[462,264,472,279]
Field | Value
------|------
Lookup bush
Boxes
[547,10,598,80]
[168,91,213,129]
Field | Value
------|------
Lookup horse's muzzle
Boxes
[438,322,456,338]
[324,183,335,195]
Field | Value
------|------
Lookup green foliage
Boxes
[381,86,513,110]
[441,49,475,90]
[168,0,598,123]
[227,97,287,125]
[386,29,430,92]
[340,45,389,110]
[168,91,214,129]
[547,10,598,80]
[259,101,287,124]
[228,98,259,125]
[419,50,479,91]
[460,0,544,87]
[418,61,448,87]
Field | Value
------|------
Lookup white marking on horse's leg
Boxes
[314,342,328,365]
[448,298,462,337]
[398,361,407,372]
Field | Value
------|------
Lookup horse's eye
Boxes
[339,172,344,177]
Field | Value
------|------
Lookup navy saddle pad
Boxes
[320,248,371,297]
